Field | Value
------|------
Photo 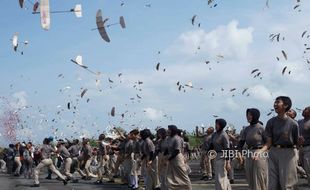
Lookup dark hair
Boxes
[168,125,178,137]
[215,118,227,131]
[140,129,151,140]
[157,128,167,139]
[98,134,106,141]
[246,108,260,125]
[275,96,292,112]
[130,129,140,135]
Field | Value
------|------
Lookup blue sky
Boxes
[0,0,309,145]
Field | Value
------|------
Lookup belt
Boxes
[273,145,296,149]
[248,146,263,150]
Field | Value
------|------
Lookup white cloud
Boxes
[249,85,273,102]
[225,98,240,111]
[143,107,163,120]
[168,20,254,59]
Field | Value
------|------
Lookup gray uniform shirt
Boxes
[210,131,230,152]
[265,116,299,146]
[157,138,169,153]
[98,142,106,156]
[143,137,155,157]
[240,123,266,148]
[298,119,310,146]
[168,135,182,155]
[68,144,80,157]
[81,144,92,159]
[58,145,70,159]
[125,139,134,155]
[202,134,212,151]
[41,144,54,159]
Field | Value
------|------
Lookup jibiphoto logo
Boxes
[207,150,217,159]
[207,150,268,159]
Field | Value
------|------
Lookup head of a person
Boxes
[129,129,140,140]
[156,128,167,140]
[167,125,178,137]
[73,139,79,145]
[274,96,292,114]
[215,118,227,132]
[287,109,297,119]
[98,134,106,141]
[57,139,65,146]
[82,138,89,145]
[140,129,151,140]
[302,106,310,119]
[246,108,261,125]
[207,127,214,134]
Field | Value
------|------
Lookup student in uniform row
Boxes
[208,119,231,190]
[32,138,69,187]
[238,108,267,190]
[298,106,310,186]
[256,96,299,190]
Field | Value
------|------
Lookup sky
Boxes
[0,0,309,145]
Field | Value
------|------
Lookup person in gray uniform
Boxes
[165,125,192,190]
[32,138,69,187]
[13,142,22,177]
[298,106,310,186]
[68,139,82,182]
[208,119,231,190]
[237,108,268,190]
[56,139,72,179]
[257,96,299,190]
[141,129,160,190]
[201,127,214,180]
[287,109,308,179]
[95,134,108,184]
[155,128,169,190]
[80,138,97,179]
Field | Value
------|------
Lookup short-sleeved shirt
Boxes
[125,139,134,155]
[157,138,169,153]
[240,123,266,148]
[14,147,20,157]
[168,135,182,155]
[68,144,80,157]
[41,144,55,159]
[133,140,141,154]
[58,145,70,159]
[98,142,106,156]
[119,141,126,154]
[298,119,310,146]
[143,137,155,156]
[81,144,92,158]
[202,134,212,151]
[265,116,299,146]
[210,131,230,152]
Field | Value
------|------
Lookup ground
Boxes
[0,160,309,190]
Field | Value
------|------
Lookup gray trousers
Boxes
[201,151,212,177]
[214,153,231,190]
[245,149,268,190]
[97,155,109,181]
[268,147,298,190]
[300,146,310,186]
[34,158,66,185]
[166,154,192,190]
[145,157,160,190]
[62,158,72,178]
[14,157,22,175]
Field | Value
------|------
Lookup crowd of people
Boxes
[0,96,309,190]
